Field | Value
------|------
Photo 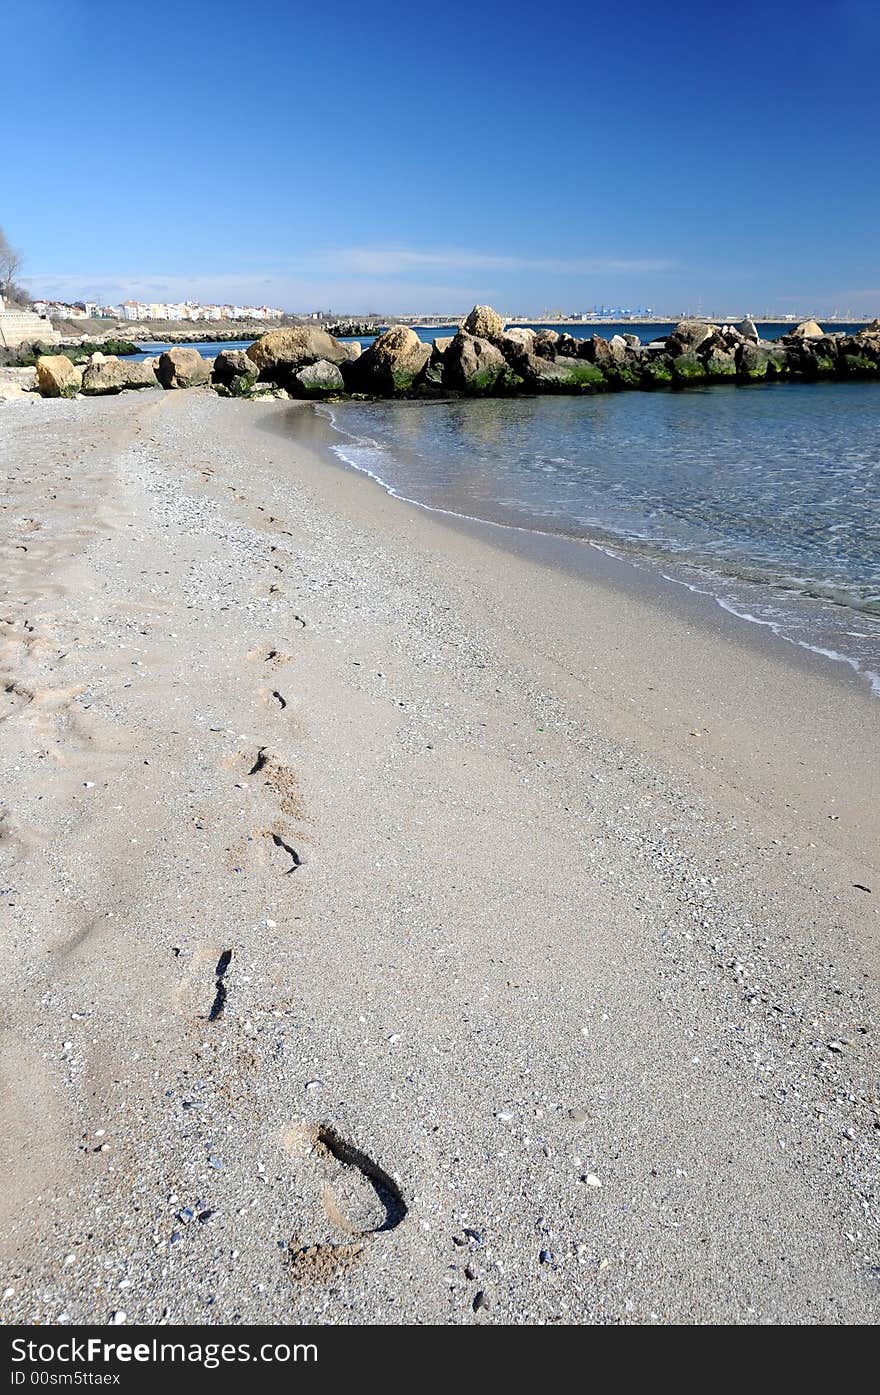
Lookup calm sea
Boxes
[131,339,254,361]
[133,321,870,360]
[322,383,880,695]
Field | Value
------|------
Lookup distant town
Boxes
[21,297,875,331]
[32,299,287,323]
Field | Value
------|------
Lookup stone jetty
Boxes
[23,306,880,402]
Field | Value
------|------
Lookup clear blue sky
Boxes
[4,0,878,315]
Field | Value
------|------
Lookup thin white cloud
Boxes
[26,270,490,315]
[26,245,678,315]
[313,247,677,276]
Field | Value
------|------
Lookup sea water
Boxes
[322,382,880,694]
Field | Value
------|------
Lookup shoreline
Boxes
[259,398,879,854]
[1,390,877,1324]
[289,397,880,701]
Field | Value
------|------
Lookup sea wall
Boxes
[0,309,60,349]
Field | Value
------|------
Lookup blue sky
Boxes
[4,0,879,315]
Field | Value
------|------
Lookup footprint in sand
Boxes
[0,681,34,722]
[282,1122,406,1283]
[246,646,294,669]
[171,943,234,1019]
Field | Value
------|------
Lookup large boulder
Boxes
[520,354,605,392]
[247,326,348,380]
[35,354,82,398]
[577,332,627,365]
[463,304,505,340]
[736,342,787,380]
[556,333,581,357]
[532,329,560,359]
[81,358,158,394]
[735,317,759,341]
[786,318,824,340]
[578,334,618,366]
[341,340,362,361]
[348,326,431,394]
[666,319,719,356]
[212,348,258,386]
[786,337,839,378]
[696,330,729,357]
[853,321,880,355]
[157,347,210,389]
[292,359,345,397]
[496,327,535,363]
[444,332,515,393]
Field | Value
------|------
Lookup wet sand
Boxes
[0,389,877,1325]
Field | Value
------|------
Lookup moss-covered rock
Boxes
[641,355,674,386]
[292,359,346,397]
[212,348,258,386]
[672,353,706,383]
[347,326,431,395]
[604,360,642,388]
[704,349,737,378]
[445,332,510,394]
[736,343,772,380]
[841,352,878,376]
[521,355,605,392]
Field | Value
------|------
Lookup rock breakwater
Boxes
[20,306,880,403]
[227,307,880,398]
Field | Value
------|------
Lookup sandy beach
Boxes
[0,388,878,1325]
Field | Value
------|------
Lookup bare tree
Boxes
[0,227,25,302]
